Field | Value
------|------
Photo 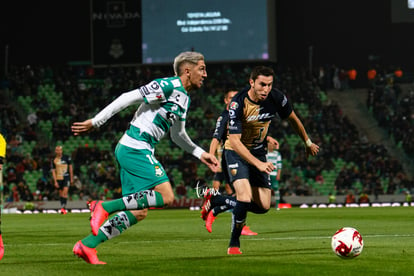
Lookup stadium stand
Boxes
[0,63,412,205]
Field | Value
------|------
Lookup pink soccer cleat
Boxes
[205,211,216,233]
[89,200,108,235]
[227,247,242,255]
[200,190,212,221]
[73,240,106,265]
[241,226,258,236]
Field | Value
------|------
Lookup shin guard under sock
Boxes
[102,190,164,213]
[82,211,138,248]
[229,201,250,248]
[211,205,231,216]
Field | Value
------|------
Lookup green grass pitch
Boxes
[1,207,413,275]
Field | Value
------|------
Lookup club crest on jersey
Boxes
[154,165,164,177]
[228,163,238,176]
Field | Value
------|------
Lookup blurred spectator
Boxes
[175,182,187,198]
[0,62,412,202]
[345,191,356,204]
[358,192,370,204]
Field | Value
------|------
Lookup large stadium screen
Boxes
[391,0,414,23]
[141,0,275,64]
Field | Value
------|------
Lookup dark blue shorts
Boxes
[224,150,271,189]
[57,179,70,189]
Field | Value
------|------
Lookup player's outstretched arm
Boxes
[170,120,218,172]
[71,119,94,136]
[266,136,279,148]
[200,152,219,173]
[286,111,319,157]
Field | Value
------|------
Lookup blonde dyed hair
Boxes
[173,51,204,76]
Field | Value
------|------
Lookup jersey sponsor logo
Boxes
[282,95,288,106]
[246,112,274,121]
[169,90,188,109]
[215,116,223,128]
[166,111,177,123]
[171,78,181,88]
[171,104,178,112]
[142,81,165,103]
[139,85,150,96]
[150,81,161,91]
[228,163,239,168]
[228,119,236,130]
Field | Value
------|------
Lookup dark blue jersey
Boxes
[212,108,230,172]
[225,87,292,155]
[212,109,229,143]
[52,155,72,181]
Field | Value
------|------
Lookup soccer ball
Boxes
[331,227,364,258]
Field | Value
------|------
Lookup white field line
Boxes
[6,233,414,247]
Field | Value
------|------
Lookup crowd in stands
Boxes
[0,62,413,205]
[367,69,414,157]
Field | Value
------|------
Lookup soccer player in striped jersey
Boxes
[266,140,282,210]
[71,51,218,264]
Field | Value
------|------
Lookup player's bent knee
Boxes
[256,206,270,214]
[133,209,148,221]
[250,201,270,214]
[162,192,175,206]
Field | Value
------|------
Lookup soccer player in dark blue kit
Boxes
[51,145,73,214]
[201,89,279,234]
[202,90,267,235]
[224,66,319,254]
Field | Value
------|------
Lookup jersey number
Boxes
[253,127,266,144]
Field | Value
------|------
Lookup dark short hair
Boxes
[250,66,274,81]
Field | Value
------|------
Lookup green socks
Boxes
[102,190,165,214]
[82,211,138,248]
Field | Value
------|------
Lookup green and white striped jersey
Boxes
[266,150,282,176]
[124,77,190,149]
[92,76,204,158]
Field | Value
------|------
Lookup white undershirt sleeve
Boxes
[91,89,144,128]
[170,120,205,159]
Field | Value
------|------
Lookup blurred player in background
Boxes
[266,140,282,210]
[225,66,319,254]
[209,90,238,197]
[51,145,73,215]
[71,51,218,265]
